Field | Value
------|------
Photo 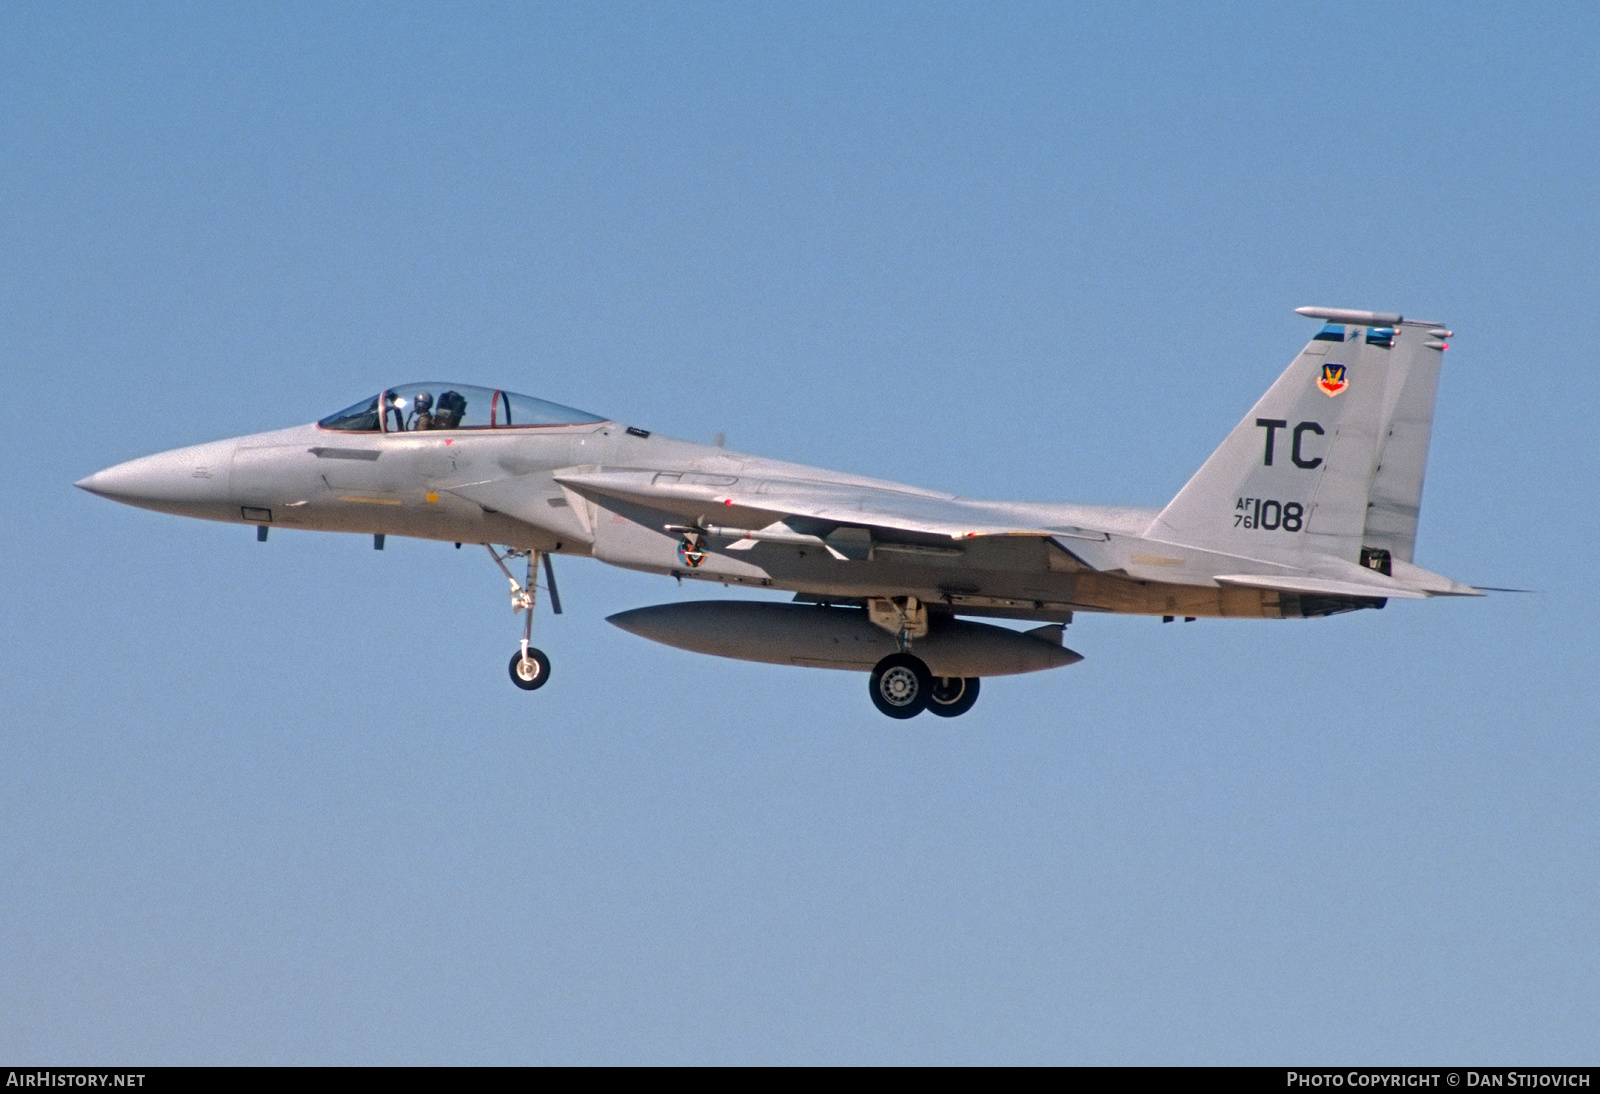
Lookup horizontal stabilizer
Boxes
[1213,573,1426,600]
[1387,558,1485,596]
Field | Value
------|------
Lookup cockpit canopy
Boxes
[318,383,607,433]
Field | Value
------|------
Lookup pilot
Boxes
[410,391,435,431]
[435,390,466,429]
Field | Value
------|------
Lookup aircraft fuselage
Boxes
[79,419,1325,623]
[78,310,1477,717]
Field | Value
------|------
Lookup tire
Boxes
[869,653,933,719]
[926,676,980,718]
[509,647,551,691]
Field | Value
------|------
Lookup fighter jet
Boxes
[77,306,1479,718]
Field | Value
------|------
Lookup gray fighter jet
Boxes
[78,307,1479,718]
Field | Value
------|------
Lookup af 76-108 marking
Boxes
[78,306,1480,718]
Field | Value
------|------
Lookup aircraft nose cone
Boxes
[76,438,240,518]
[74,467,137,498]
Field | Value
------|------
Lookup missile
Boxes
[607,600,1083,677]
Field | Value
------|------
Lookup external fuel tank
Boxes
[607,601,1082,677]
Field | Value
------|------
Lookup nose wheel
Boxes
[509,647,551,690]
[487,545,562,694]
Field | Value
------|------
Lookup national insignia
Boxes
[677,534,708,569]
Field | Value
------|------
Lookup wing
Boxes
[448,466,1481,599]
[551,467,1064,540]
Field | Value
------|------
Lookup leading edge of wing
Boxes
[551,467,1100,541]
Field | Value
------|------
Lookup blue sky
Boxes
[4,1,1597,1064]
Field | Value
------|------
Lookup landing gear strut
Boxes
[487,545,561,692]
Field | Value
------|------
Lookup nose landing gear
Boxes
[487,545,562,692]
[509,647,551,690]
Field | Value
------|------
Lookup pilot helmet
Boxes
[413,391,434,412]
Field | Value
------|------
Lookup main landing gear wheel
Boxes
[926,675,981,718]
[869,652,933,719]
[509,647,551,690]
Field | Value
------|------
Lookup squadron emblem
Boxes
[1317,363,1348,397]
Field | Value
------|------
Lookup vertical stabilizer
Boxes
[1151,309,1448,565]
[1359,326,1445,564]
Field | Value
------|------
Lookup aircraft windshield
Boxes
[319,383,606,432]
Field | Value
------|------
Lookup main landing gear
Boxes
[487,545,562,692]
[868,652,981,719]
